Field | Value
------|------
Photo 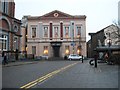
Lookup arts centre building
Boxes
[21,10,87,58]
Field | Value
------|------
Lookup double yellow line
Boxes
[20,62,78,89]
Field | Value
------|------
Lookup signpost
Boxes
[71,42,75,46]
[70,21,75,54]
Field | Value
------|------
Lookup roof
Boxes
[27,10,86,20]
[95,45,120,52]
[89,24,116,36]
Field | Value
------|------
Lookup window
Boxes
[13,37,18,50]
[43,46,48,55]
[43,26,48,37]
[64,26,69,38]
[54,26,59,38]
[14,25,18,32]
[65,45,70,55]
[31,26,37,38]
[5,2,8,14]
[2,2,5,13]
[32,46,36,55]
[0,34,7,51]
[1,1,8,14]
[77,26,81,36]
[0,1,2,12]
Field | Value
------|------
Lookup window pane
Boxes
[32,27,36,38]
[0,1,2,12]
[77,27,81,36]
[32,46,36,55]
[65,27,69,37]
[44,27,48,37]
[54,27,59,37]
[2,2,4,12]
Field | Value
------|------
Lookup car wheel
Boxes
[70,59,72,61]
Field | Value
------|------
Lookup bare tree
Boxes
[111,21,120,44]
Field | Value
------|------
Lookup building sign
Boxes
[51,42,62,46]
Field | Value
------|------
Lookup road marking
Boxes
[20,62,79,89]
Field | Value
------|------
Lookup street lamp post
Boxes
[107,33,112,59]
[72,22,75,54]
[107,33,112,47]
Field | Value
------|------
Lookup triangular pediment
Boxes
[41,10,73,18]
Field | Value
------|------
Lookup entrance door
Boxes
[53,46,60,57]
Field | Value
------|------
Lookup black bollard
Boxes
[82,55,83,63]
[94,54,97,68]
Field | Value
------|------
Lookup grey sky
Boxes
[15,0,119,41]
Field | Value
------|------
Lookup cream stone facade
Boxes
[22,10,87,58]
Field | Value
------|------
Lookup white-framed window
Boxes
[31,25,37,38]
[0,1,2,12]
[43,26,49,37]
[32,46,36,55]
[64,26,70,38]
[53,26,59,38]
[76,26,81,37]
[0,34,8,51]
[1,1,8,14]
[13,36,18,50]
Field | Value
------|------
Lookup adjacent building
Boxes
[87,30,105,58]
[21,10,87,58]
[88,24,120,58]
[0,0,21,60]
[118,1,120,22]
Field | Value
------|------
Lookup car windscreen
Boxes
[71,55,77,56]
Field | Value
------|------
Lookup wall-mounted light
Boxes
[26,47,28,51]
[44,49,48,55]
[77,49,80,54]
[65,49,69,55]
[107,39,112,47]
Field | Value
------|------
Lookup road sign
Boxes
[71,42,75,46]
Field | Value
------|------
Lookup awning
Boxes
[94,45,120,52]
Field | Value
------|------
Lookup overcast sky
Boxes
[15,0,119,41]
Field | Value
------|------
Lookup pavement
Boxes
[1,57,120,68]
[2,59,41,67]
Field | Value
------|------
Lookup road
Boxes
[2,60,118,89]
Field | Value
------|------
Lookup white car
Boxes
[42,55,48,60]
[68,54,82,60]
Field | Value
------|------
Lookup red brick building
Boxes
[0,0,21,60]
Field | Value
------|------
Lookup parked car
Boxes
[42,55,48,60]
[68,54,82,60]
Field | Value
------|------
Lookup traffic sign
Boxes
[71,42,76,46]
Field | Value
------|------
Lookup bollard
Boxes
[94,54,97,68]
[82,55,83,63]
